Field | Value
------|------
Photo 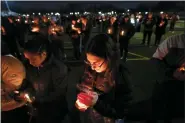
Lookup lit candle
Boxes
[75,99,88,111]
[120,30,124,36]
[108,28,112,34]
[180,67,185,71]
[71,24,75,29]
[24,93,32,103]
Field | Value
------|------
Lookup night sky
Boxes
[3,1,159,11]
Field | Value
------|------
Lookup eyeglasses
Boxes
[84,60,105,68]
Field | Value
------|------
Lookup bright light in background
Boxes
[139,12,141,14]
[33,13,35,15]
[111,11,114,14]
[160,11,164,14]
[127,9,130,12]
[55,13,60,16]
[98,11,101,14]
[38,12,41,15]
[27,14,29,17]
[145,12,148,14]
[51,12,53,15]
[122,13,125,15]
[70,12,73,15]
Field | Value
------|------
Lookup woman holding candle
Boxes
[67,34,133,123]
[23,35,69,123]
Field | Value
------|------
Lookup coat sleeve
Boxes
[39,63,68,102]
[93,65,133,119]
[152,37,170,60]
[1,95,26,111]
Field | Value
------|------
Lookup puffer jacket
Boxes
[24,55,68,103]
[1,55,26,111]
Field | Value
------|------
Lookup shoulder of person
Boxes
[165,33,185,48]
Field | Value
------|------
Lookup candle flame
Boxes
[76,99,88,110]
[108,29,112,34]
[24,93,32,103]
[121,30,124,36]
[180,67,185,71]
[72,24,75,29]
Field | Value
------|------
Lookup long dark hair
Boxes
[85,33,120,72]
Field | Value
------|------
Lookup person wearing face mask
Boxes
[154,13,168,46]
[66,34,133,123]
[23,35,69,123]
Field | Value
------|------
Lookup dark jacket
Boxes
[143,17,156,32]
[82,20,92,45]
[119,21,135,41]
[66,61,133,123]
[155,17,168,35]
[24,55,68,103]
[106,20,119,42]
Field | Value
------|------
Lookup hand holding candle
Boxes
[31,26,40,32]
[159,21,164,27]
[75,92,98,111]
[75,84,98,111]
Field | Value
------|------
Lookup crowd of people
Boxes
[1,11,184,123]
